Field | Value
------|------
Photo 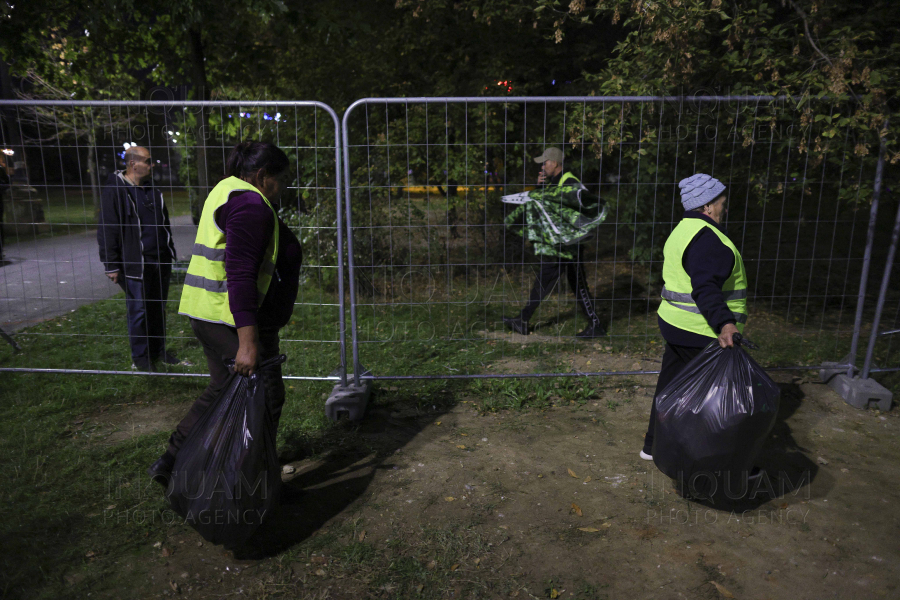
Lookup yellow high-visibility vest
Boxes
[178,176,279,326]
[657,218,748,338]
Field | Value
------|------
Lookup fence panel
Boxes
[341,96,898,382]
[0,100,346,381]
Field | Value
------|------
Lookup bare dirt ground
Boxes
[91,350,900,600]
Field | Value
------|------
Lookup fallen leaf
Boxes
[152,542,162,548]
[311,556,327,564]
[426,560,437,570]
[85,551,95,558]
[571,503,583,517]
[779,503,789,510]
[161,547,172,557]
[169,581,179,592]
[435,421,442,426]
[450,564,459,571]
[817,456,829,465]
[358,530,366,542]
[537,474,544,478]
[445,496,456,502]
[416,584,424,593]
[567,468,578,478]
[583,476,592,483]
[456,444,466,449]
[711,581,735,598]
[498,525,508,529]
[550,589,560,599]
[460,433,468,437]
[105,504,116,510]
[282,465,296,475]
[474,558,481,566]
[600,522,612,529]
[315,568,326,577]
[578,527,600,532]
[841,468,849,473]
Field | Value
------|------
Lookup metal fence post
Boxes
[322,99,371,421]
[862,118,897,379]
[845,119,889,377]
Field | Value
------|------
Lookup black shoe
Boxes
[503,316,529,335]
[154,352,194,367]
[576,323,607,339]
[148,451,176,488]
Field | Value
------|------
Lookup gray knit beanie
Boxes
[679,173,726,211]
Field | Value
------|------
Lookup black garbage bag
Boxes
[167,354,286,545]
[652,339,780,498]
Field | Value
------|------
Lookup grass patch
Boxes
[1,268,897,597]
[3,186,192,242]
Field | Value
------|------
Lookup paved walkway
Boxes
[0,216,196,332]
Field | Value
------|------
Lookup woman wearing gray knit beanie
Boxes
[640,173,748,461]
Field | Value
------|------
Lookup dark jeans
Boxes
[520,246,599,325]
[167,319,285,456]
[643,343,705,454]
[118,263,171,366]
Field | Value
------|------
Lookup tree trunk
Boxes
[188,23,210,225]
[87,127,101,217]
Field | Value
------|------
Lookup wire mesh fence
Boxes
[341,96,900,382]
[0,100,347,381]
[1,96,897,388]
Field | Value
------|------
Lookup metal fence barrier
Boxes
[1,96,897,391]
[0,100,348,383]
[341,96,900,384]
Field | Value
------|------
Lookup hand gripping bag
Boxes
[651,340,780,496]
[167,354,286,545]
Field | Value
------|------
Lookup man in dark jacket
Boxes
[503,147,607,339]
[98,146,184,371]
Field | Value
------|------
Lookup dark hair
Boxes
[225,141,289,180]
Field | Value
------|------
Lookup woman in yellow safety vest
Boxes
[640,173,747,461]
[148,141,302,489]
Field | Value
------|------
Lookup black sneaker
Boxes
[148,451,176,488]
[155,352,194,367]
[503,316,529,335]
[576,323,607,339]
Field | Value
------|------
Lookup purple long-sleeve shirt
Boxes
[216,191,301,329]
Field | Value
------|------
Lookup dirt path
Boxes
[93,368,900,600]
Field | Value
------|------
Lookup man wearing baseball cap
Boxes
[640,172,747,461]
[503,147,606,339]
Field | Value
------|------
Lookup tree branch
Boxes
[788,0,832,68]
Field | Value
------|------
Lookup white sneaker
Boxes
[639,450,653,461]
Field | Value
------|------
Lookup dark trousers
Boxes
[643,343,705,454]
[520,246,599,325]
[118,263,171,366]
[167,319,285,456]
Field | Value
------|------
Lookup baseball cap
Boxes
[533,147,564,164]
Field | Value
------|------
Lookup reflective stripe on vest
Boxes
[657,218,748,338]
[178,176,279,326]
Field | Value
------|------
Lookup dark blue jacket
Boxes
[659,212,738,347]
[97,172,176,279]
